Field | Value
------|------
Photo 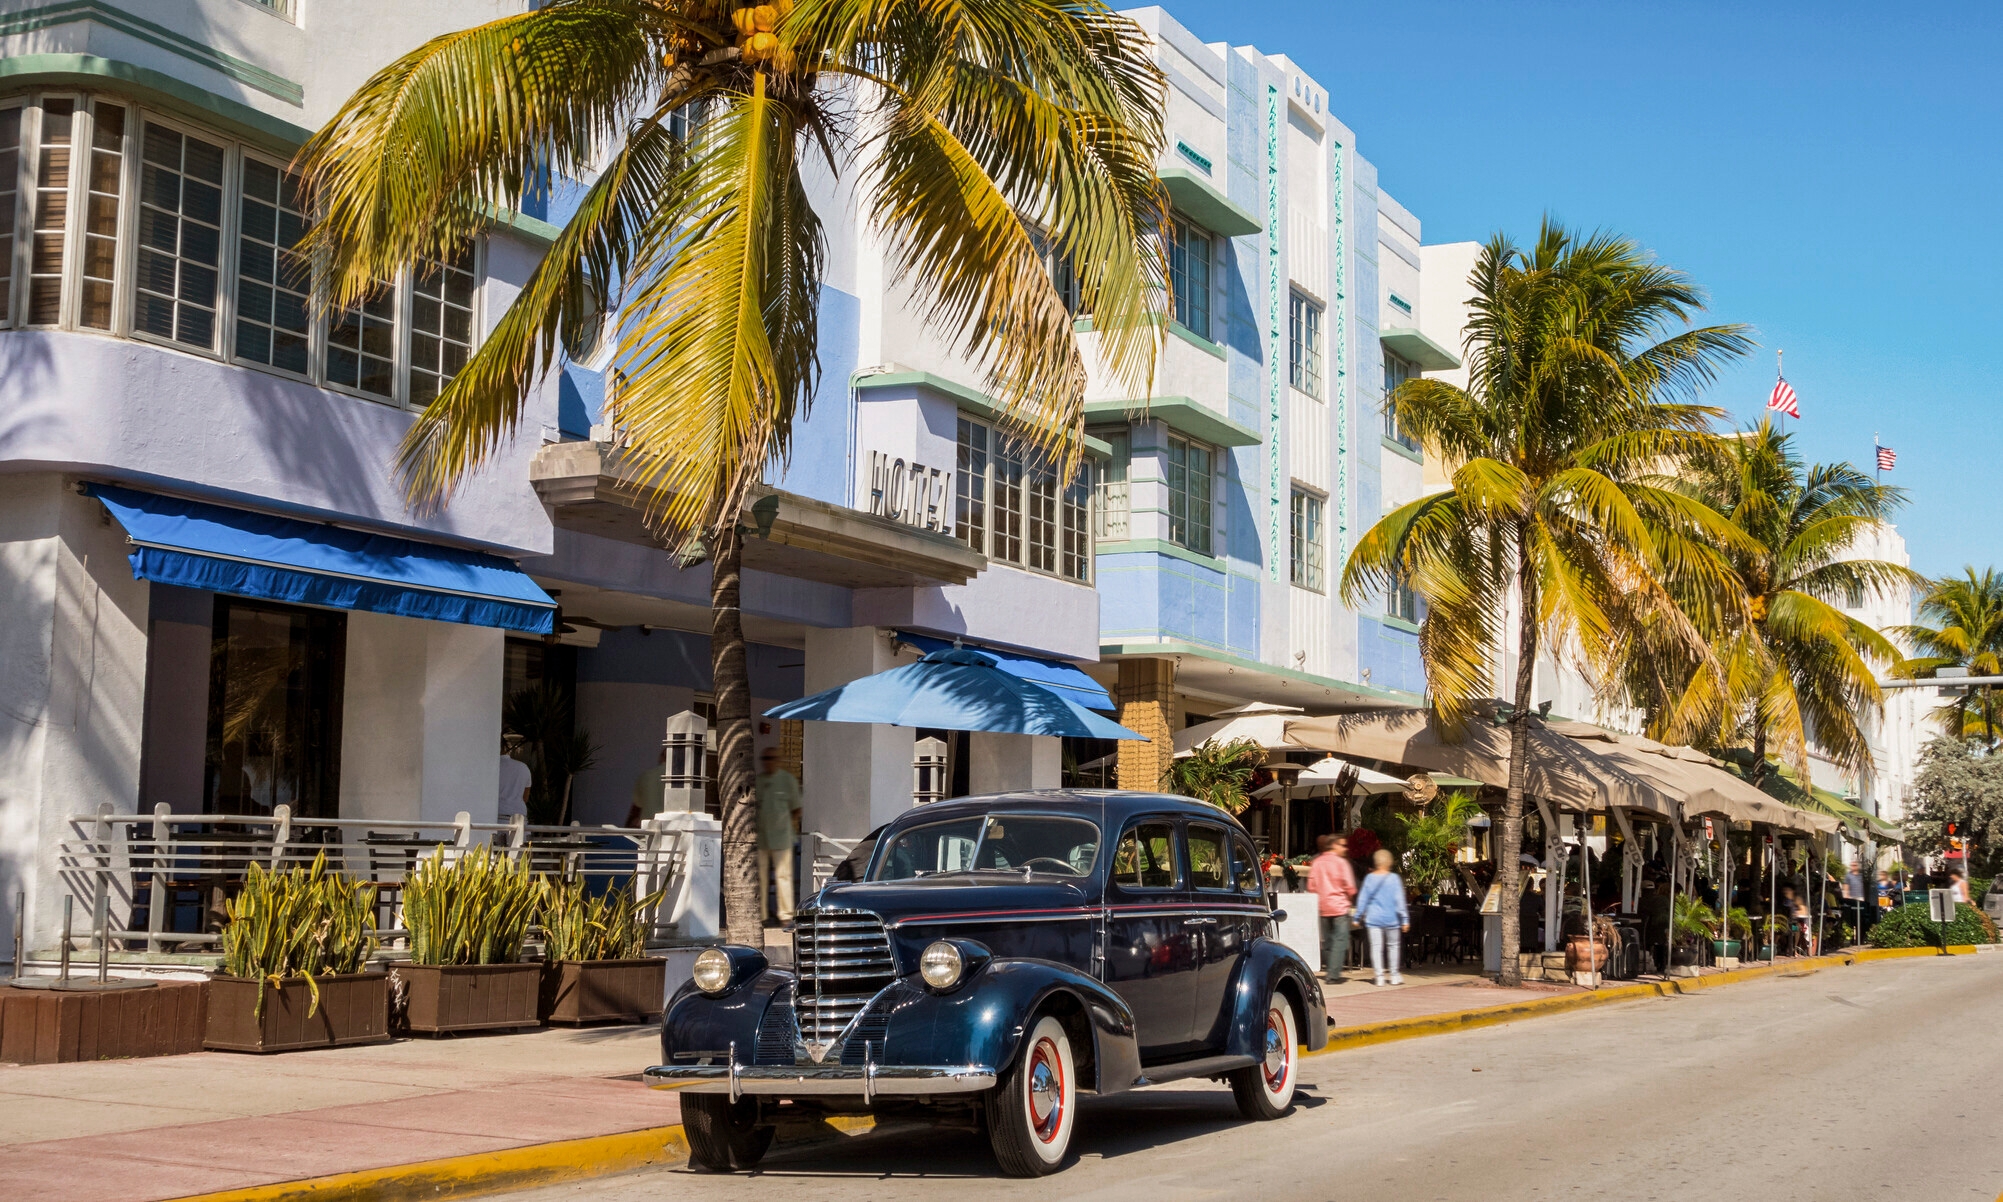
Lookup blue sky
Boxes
[1164,0,1998,578]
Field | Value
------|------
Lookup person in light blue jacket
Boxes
[1353,849,1410,986]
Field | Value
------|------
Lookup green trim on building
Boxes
[1377,613,1421,635]
[1093,538,1226,572]
[0,4,304,104]
[0,53,310,149]
[1082,396,1260,448]
[1380,435,1422,464]
[855,370,1110,458]
[1159,166,1261,237]
[1167,320,1225,359]
[1380,327,1462,371]
[1099,640,1424,706]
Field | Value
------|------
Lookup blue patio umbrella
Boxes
[764,649,1147,740]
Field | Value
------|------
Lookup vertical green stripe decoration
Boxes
[1330,138,1348,567]
[1265,85,1283,583]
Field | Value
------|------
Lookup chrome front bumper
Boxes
[643,1061,996,1101]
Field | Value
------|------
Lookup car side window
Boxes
[1230,836,1261,894]
[1111,821,1178,889]
[1187,823,1230,891]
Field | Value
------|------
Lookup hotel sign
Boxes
[865,451,951,533]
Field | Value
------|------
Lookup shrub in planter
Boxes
[1866,901,1998,949]
[207,852,387,1052]
[394,847,547,1034]
[539,878,667,1024]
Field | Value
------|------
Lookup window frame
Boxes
[1230,834,1263,895]
[1289,487,1325,593]
[1089,426,1130,542]
[1110,819,1182,892]
[1383,349,1420,451]
[1387,578,1421,625]
[1185,821,1234,893]
[954,410,1093,585]
[1289,290,1323,399]
[1165,432,1215,558]
[0,90,485,410]
[1168,212,1213,340]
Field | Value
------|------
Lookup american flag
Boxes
[1877,445,1896,471]
[1767,377,1801,418]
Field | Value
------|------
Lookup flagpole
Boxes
[1874,431,1881,484]
[1776,350,1785,432]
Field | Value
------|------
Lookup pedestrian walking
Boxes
[756,747,802,926]
[1948,870,1970,905]
[1354,848,1410,986]
[1305,833,1357,982]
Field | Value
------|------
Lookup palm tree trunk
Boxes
[1496,527,1538,987]
[709,522,764,947]
[1748,723,1768,791]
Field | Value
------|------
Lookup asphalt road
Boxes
[522,954,2003,1202]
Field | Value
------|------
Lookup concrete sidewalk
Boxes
[0,1025,676,1202]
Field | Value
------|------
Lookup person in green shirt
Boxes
[756,747,802,925]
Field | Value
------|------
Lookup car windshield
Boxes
[870,814,1101,881]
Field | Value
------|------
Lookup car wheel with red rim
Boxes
[986,1014,1077,1175]
[1229,991,1299,1119]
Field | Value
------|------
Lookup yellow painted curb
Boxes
[164,1115,874,1202]
[1304,951,1880,1057]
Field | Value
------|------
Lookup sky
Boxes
[1162,0,2000,579]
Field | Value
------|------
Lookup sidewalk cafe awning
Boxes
[766,648,1145,740]
[87,484,556,634]
[1175,702,1305,757]
[1543,720,1838,836]
[1282,705,1678,815]
[893,631,1114,711]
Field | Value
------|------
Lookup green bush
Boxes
[1866,901,1996,949]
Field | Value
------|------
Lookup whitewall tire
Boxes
[987,1014,1078,1175]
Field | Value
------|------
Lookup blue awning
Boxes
[894,631,1114,712]
[87,484,556,634]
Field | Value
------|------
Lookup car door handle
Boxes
[1182,917,1216,926]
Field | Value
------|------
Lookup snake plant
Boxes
[541,877,665,963]
[403,846,545,966]
[220,851,377,1018]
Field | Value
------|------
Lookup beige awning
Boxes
[1282,707,1681,817]
[1543,721,1841,837]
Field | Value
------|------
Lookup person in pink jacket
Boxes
[1307,833,1358,982]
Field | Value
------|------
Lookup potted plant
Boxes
[206,852,388,1053]
[538,878,666,1024]
[1671,896,1718,969]
[1564,914,1620,976]
[1400,792,1480,903]
[393,846,546,1035]
[1713,906,1751,962]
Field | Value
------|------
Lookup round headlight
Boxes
[919,941,965,991]
[691,947,734,995]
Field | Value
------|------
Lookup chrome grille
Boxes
[795,907,895,1044]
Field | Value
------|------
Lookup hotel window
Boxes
[1289,489,1324,592]
[1383,350,1419,450]
[0,92,482,410]
[136,119,226,349]
[1169,214,1211,339]
[233,156,311,375]
[0,104,21,323]
[1387,580,1420,625]
[955,413,1092,583]
[1289,291,1323,398]
[1091,428,1129,540]
[1166,434,1213,557]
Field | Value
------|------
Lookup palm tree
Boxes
[1342,220,1752,985]
[1652,420,1918,788]
[1891,567,2003,746]
[1160,738,1265,815]
[295,1,1170,943]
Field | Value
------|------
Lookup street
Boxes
[517,955,2003,1202]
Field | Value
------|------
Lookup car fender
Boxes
[880,958,1142,1096]
[1222,937,1328,1057]
[660,967,791,1065]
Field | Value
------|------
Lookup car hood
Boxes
[811,875,1098,925]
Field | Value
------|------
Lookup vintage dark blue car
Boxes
[644,790,1327,1175]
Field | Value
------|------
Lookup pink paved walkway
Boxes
[1321,976,1582,1029]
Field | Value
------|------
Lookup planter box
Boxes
[540,959,665,1025]
[204,973,390,1054]
[396,963,543,1035]
[2,981,207,1064]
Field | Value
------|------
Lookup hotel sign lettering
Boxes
[865,451,951,532]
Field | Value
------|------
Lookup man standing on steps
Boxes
[1308,833,1358,982]
[756,746,802,927]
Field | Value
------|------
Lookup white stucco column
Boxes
[801,626,913,839]
[340,611,504,825]
[0,476,150,958]
[967,732,1062,794]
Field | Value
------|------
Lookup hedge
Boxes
[1866,901,1998,949]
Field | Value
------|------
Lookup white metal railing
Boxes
[796,831,863,905]
[54,803,707,957]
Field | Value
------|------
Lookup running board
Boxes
[1135,1054,1258,1086]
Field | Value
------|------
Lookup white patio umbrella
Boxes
[1174,701,1304,758]
[1250,756,1409,798]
